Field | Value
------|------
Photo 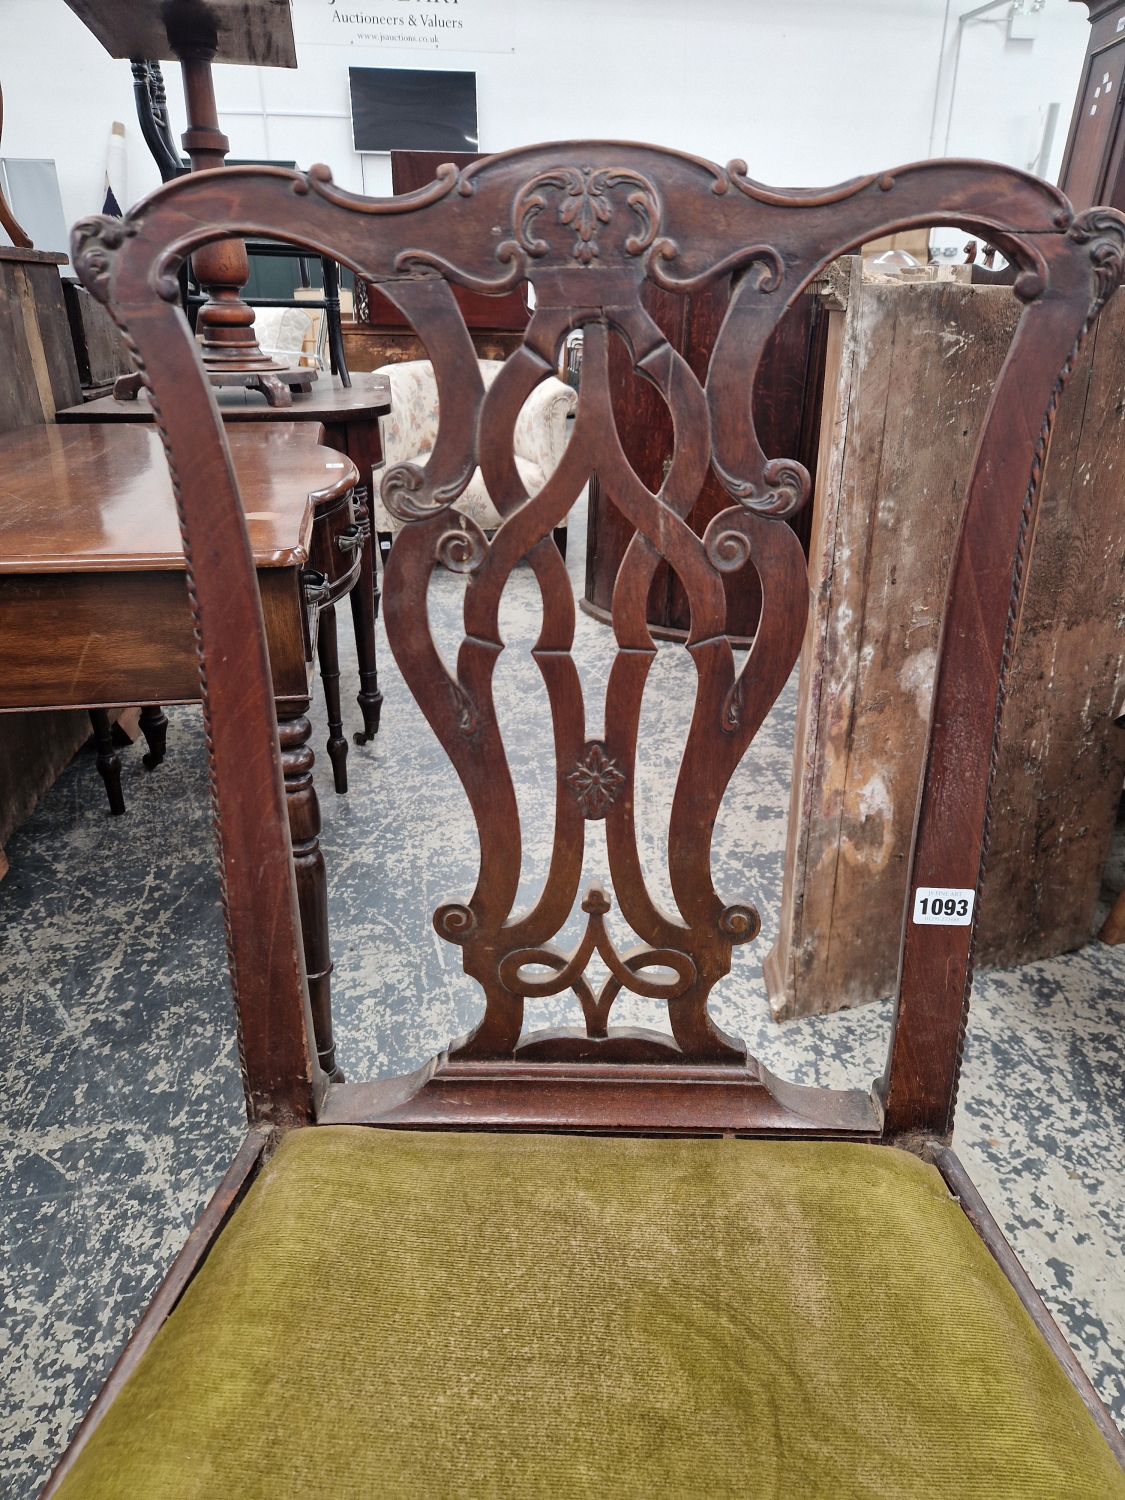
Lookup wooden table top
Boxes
[0,423,357,573]
[57,372,392,425]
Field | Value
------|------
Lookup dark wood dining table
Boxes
[0,420,357,1080]
[57,373,393,766]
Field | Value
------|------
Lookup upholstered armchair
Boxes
[368,358,579,562]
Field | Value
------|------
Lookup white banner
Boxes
[295,0,514,55]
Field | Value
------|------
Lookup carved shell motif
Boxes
[512,165,661,266]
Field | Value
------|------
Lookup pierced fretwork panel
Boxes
[380,287,795,1064]
[76,143,1125,1109]
[359,156,1037,1067]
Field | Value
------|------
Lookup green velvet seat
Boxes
[56,1128,1125,1500]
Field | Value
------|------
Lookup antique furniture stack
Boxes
[61,0,391,787]
[0,421,355,1082]
[129,55,356,389]
[0,4,377,1102]
[64,0,307,406]
[0,239,98,868]
[57,375,393,778]
[0,195,159,853]
[33,145,1125,1495]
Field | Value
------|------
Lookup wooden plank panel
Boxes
[0,252,81,429]
[771,268,1125,1016]
[23,260,82,410]
[0,259,50,434]
[977,304,1125,965]
[61,278,133,390]
[768,270,1021,1016]
[0,708,97,848]
[767,286,853,1014]
[341,326,527,369]
[0,570,311,709]
[0,572,201,708]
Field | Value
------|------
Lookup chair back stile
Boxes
[71,147,1125,1142]
[71,218,324,1130]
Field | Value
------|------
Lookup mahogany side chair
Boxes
[45,145,1125,1497]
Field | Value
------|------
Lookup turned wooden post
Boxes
[276,702,341,1081]
[178,53,293,405]
[349,483,384,744]
[88,709,125,816]
[315,604,348,793]
[138,703,168,769]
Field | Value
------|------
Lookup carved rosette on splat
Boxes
[566,743,625,819]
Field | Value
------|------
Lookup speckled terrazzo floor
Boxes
[2,501,1123,1498]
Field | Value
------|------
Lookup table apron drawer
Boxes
[309,485,360,592]
[0,568,310,710]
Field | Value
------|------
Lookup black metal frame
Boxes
[240,241,351,386]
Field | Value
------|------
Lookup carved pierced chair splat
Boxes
[46,144,1125,1495]
[72,147,1125,1138]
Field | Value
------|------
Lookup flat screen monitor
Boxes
[349,67,477,153]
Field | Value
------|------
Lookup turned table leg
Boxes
[276,702,343,1082]
[316,602,348,794]
[350,484,384,745]
[89,709,125,815]
[139,704,169,769]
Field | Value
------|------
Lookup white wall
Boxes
[0,0,1093,241]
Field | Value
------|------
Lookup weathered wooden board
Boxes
[979,283,1125,966]
[62,279,134,391]
[0,249,98,860]
[0,252,81,430]
[766,261,1125,1017]
[0,710,98,851]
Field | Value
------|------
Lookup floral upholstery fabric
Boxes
[250,307,316,370]
[369,359,579,534]
[513,377,575,479]
[375,359,445,472]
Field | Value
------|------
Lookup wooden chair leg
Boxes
[276,702,343,1082]
[139,704,169,769]
[553,526,568,559]
[376,530,393,570]
[316,603,348,794]
[350,486,384,745]
[89,709,125,816]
